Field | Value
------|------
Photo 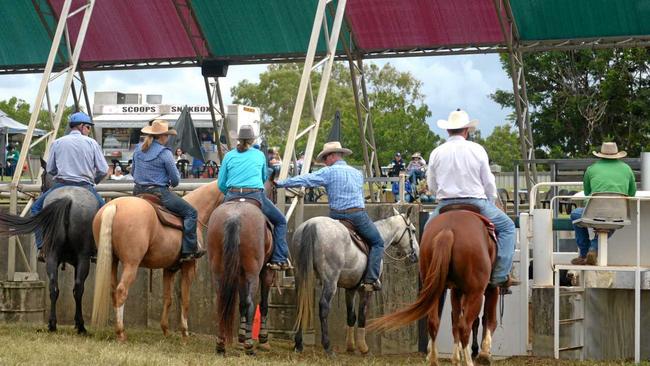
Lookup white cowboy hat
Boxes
[141,120,177,135]
[436,109,479,130]
[593,142,627,159]
[316,141,352,162]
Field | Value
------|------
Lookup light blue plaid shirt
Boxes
[276,160,365,210]
[131,141,180,187]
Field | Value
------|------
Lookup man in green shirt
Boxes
[570,142,636,265]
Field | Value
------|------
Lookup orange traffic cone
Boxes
[252,305,261,340]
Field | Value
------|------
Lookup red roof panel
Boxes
[346,0,504,51]
[49,0,207,64]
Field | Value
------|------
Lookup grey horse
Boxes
[0,163,99,333]
[293,207,420,355]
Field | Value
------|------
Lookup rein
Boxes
[384,214,417,262]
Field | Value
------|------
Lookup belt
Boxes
[441,197,479,201]
[331,207,365,214]
[228,187,263,193]
[55,178,92,186]
[136,184,167,190]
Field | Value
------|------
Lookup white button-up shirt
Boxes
[426,135,497,202]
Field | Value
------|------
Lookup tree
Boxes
[478,124,520,171]
[492,48,650,158]
[231,62,440,167]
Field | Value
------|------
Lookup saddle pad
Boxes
[137,194,183,230]
[338,219,369,256]
[440,205,497,244]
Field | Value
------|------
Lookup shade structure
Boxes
[0,111,46,135]
[1,0,650,73]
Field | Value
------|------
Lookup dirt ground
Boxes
[0,324,644,365]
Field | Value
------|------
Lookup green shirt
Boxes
[583,159,636,196]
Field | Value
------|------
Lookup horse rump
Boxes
[0,198,71,256]
[368,228,454,333]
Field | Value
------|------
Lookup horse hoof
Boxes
[476,353,491,365]
[257,342,271,351]
[294,345,303,353]
[244,348,255,356]
[117,333,127,342]
[77,327,87,335]
[325,350,336,359]
[215,347,225,356]
[48,325,56,332]
[346,347,355,354]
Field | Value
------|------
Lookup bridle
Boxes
[384,213,418,262]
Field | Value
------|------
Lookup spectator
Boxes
[406,152,427,190]
[175,148,188,162]
[388,152,405,177]
[6,145,19,176]
[268,147,282,176]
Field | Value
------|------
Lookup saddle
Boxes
[138,194,183,230]
[338,219,369,256]
[439,204,497,244]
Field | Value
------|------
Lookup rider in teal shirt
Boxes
[218,148,267,192]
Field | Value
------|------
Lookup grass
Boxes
[0,324,646,366]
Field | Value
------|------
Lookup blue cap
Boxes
[69,112,93,126]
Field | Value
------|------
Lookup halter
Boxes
[384,214,418,262]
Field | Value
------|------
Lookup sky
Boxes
[0,54,514,138]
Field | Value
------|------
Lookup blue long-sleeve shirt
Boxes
[131,141,180,187]
[217,148,267,193]
[48,130,108,185]
[276,160,365,210]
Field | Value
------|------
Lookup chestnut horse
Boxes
[206,200,274,356]
[369,208,499,366]
[91,183,223,341]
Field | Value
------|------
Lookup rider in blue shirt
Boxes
[32,112,108,261]
[218,125,291,271]
[276,141,384,292]
[132,120,205,262]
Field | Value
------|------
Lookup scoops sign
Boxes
[100,104,212,114]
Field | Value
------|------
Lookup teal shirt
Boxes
[217,148,268,193]
[584,159,636,196]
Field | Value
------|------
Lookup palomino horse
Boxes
[206,199,274,355]
[91,183,223,341]
[293,207,420,356]
[369,206,500,366]
[0,161,98,334]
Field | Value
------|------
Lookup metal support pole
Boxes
[7,0,95,280]
[494,0,537,191]
[278,0,347,225]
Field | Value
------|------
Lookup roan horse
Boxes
[293,207,420,356]
[91,182,223,341]
[206,199,274,355]
[0,160,98,334]
[369,206,500,366]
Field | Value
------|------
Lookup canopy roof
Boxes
[2,0,650,74]
[0,111,46,135]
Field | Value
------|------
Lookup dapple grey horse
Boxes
[0,162,99,333]
[293,207,419,355]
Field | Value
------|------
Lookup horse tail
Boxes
[217,215,241,343]
[294,222,317,332]
[368,228,454,333]
[92,204,116,328]
[0,198,72,256]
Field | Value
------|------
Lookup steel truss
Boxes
[277,0,347,224]
[494,0,537,191]
[7,0,96,280]
[172,0,232,160]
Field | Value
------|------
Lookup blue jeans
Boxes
[224,191,289,263]
[134,185,198,255]
[330,210,384,283]
[31,181,105,249]
[570,207,612,257]
[429,198,516,285]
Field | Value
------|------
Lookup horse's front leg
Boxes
[160,269,174,337]
[344,289,357,353]
[179,262,196,338]
[46,256,59,332]
[257,268,273,351]
[238,277,257,355]
[476,286,499,365]
[73,258,91,334]
[319,282,337,357]
[355,289,371,355]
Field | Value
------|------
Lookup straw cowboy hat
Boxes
[141,120,177,135]
[316,141,352,162]
[437,109,479,130]
[593,142,627,159]
[237,124,257,140]
[411,152,422,159]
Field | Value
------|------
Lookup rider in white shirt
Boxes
[427,109,517,289]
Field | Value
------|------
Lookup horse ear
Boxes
[392,207,400,216]
[406,205,413,217]
[40,158,47,170]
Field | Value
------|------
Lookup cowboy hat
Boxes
[436,109,479,130]
[411,152,422,159]
[237,124,256,140]
[141,120,177,135]
[593,142,627,159]
[316,141,352,162]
